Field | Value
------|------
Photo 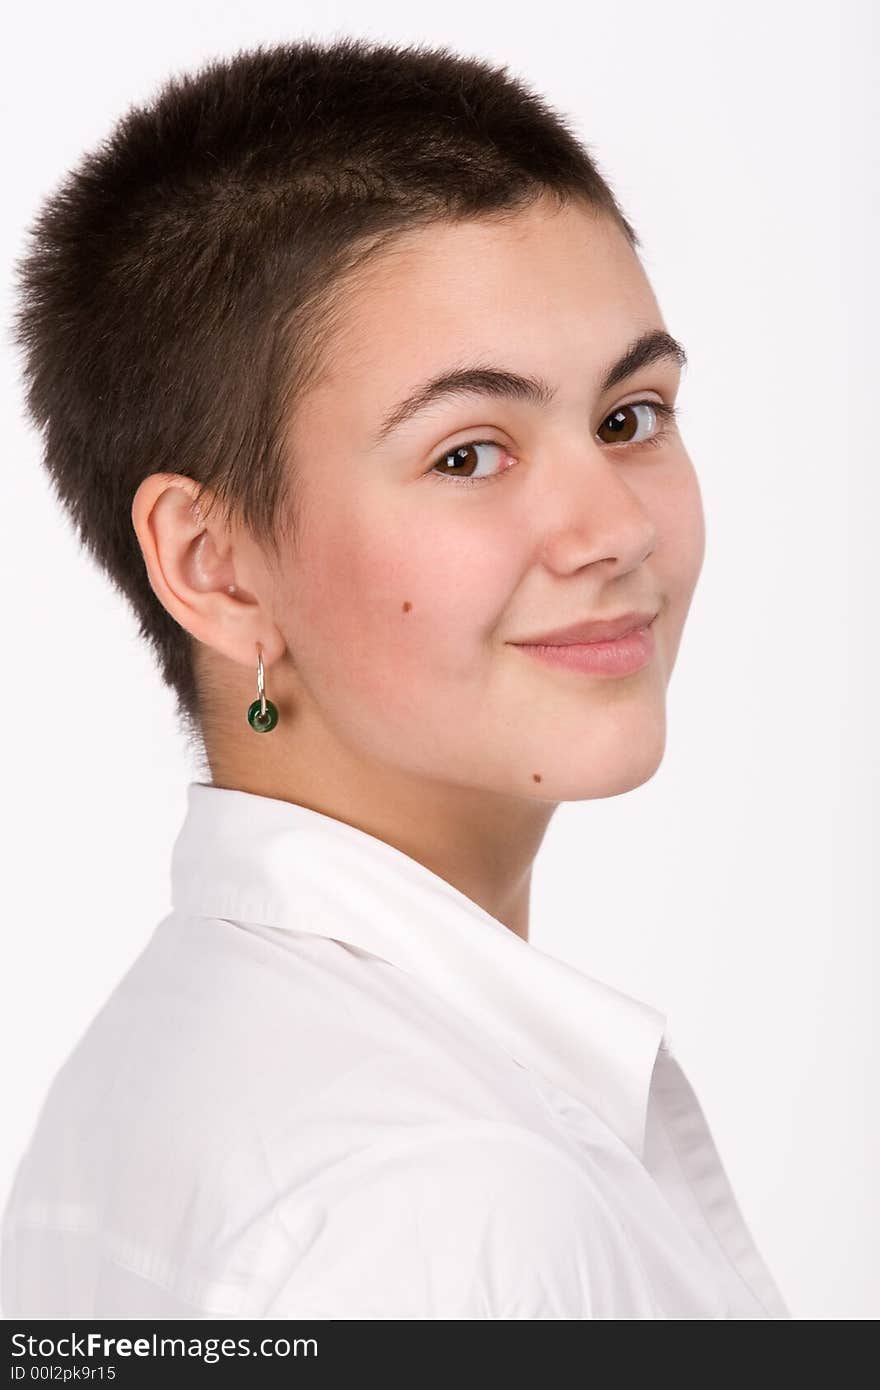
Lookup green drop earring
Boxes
[247,642,279,733]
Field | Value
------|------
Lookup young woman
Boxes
[1,36,790,1319]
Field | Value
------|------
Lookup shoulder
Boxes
[95,912,550,1139]
[6,919,655,1317]
[6,912,543,1217]
[263,1120,655,1319]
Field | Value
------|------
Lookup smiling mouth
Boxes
[509,608,660,647]
[511,618,657,677]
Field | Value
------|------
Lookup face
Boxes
[217,197,704,803]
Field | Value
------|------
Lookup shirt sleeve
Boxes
[262,1121,656,1320]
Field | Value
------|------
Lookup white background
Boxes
[1,0,876,1320]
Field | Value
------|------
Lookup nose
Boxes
[537,442,657,577]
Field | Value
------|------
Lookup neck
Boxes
[204,705,556,943]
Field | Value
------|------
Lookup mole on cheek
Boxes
[401,601,412,612]
[532,773,542,783]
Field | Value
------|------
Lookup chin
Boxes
[547,760,665,803]
[528,717,667,802]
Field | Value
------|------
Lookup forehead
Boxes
[298,199,662,435]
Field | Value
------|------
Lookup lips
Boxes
[510,609,659,646]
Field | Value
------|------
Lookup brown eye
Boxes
[427,439,513,488]
[433,442,485,479]
[597,400,675,449]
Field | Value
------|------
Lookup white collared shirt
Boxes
[1,782,790,1320]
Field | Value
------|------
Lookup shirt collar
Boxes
[169,781,667,1160]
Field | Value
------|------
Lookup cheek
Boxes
[664,461,706,591]
[649,460,706,658]
[285,496,518,710]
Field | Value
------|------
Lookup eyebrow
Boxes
[369,328,688,448]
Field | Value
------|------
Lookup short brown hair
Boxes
[13,36,640,748]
